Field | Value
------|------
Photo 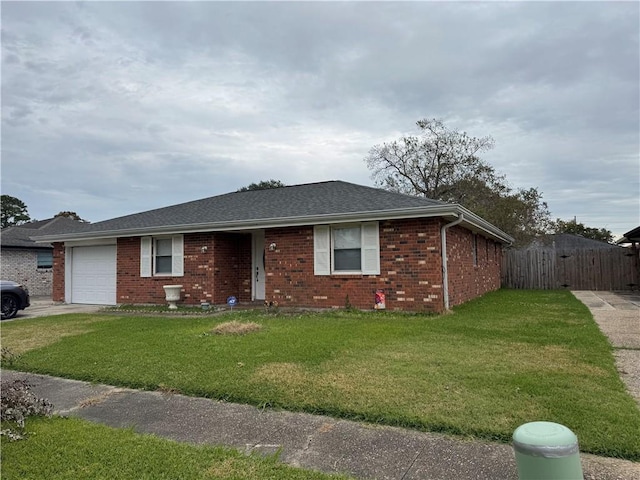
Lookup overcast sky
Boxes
[2,1,638,238]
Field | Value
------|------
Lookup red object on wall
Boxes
[375,289,386,309]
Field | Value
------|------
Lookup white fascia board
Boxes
[33,205,514,245]
[452,205,515,245]
[64,238,117,247]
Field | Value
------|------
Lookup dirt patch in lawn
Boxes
[495,343,609,377]
[211,321,263,336]
[1,317,107,355]
[253,362,308,387]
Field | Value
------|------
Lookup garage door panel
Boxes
[71,246,116,305]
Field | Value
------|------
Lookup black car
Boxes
[1,280,30,319]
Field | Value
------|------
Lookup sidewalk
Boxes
[2,370,638,480]
[571,291,640,406]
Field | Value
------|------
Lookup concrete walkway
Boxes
[2,293,640,479]
[571,291,640,406]
[3,296,104,321]
[2,369,638,480]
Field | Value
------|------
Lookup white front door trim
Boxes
[252,230,266,301]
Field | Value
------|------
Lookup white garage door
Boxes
[71,246,116,305]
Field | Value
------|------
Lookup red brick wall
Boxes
[54,221,503,311]
[210,233,252,304]
[116,233,252,306]
[52,242,65,302]
[445,225,503,307]
[265,219,446,312]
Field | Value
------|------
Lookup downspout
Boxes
[441,213,464,311]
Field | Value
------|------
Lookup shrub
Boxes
[1,347,20,367]
[264,300,280,314]
[1,379,53,441]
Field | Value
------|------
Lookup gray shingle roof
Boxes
[1,217,91,248]
[526,234,620,250]
[622,226,640,242]
[64,181,446,233]
[30,181,513,244]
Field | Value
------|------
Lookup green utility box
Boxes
[512,421,583,480]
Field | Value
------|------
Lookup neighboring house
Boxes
[1,217,89,296]
[618,226,640,279]
[33,181,513,312]
[524,233,618,250]
[618,226,640,245]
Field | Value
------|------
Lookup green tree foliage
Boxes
[1,195,31,228]
[365,119,551,245]
[54,211,87,222]
[237,179,286,192]
[551,218,613,243]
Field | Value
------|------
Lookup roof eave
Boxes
[33,205,514,245]
[452,204,514,245]
[1,243,53,249]
[622,226,640,243]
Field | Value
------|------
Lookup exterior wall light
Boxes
[269,243,277,251]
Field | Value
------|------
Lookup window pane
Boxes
[334,227,360,249]
[156,239,172,256]
[156,256,172,274]
[334,249,361,271]
[37,251,53,268]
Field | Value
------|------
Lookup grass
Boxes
[2,289,639,460]
[1,416,348,479]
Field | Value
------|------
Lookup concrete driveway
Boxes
[4,296,105,321]
[572,291,640,406]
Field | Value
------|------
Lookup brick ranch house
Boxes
[34,181,513,312]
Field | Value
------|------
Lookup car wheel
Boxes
[1,294,19,320]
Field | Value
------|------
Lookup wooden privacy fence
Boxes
[502,247,639,290]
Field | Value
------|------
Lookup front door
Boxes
[252,230,266,301]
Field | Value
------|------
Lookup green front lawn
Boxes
[2,289,639,460]
[1,417,348,480]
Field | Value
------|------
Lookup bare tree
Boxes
[365,119,550,245]
[366,118,497,201]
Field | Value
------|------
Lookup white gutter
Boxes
[441,213,464,311]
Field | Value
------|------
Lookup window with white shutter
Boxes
[140,237,152,277]
[333,226,361,272]
[314,225,330,275]
[361,222,380,274]
[171,235,184,277]
[140,235,184,277]
[314,222,379,275]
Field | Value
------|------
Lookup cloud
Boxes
[1,1,638,237]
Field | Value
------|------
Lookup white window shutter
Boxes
[314,225,330,276]
[361,222,380,275]
[172,235,184,277]
[140,237,152,277]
